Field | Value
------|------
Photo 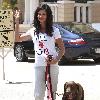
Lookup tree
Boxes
[1,0,17,9]
[10,0,17,8]
[1,0,12,9]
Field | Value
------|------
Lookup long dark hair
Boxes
[33,4,53,37]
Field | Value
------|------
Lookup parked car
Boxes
[14,22,100,64]
[14,38,34,62]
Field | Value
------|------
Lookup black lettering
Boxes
[2,41,7,45]
[2,35,8,40]
[0,16,2,19]
[36,49,43,55]
[2,11,6,14]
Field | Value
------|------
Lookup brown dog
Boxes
[62,81,84,100]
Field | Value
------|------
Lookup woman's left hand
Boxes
[46,57,58,64]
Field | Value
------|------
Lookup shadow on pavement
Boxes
[6,81,32,84]
[59,59,100,66]
[27,59,35,63]
[27,58,100,66]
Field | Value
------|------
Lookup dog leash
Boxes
[45,55,64,99]
[54,92,64,97]
[45,55,54,100]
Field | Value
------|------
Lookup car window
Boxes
[62,25,81,33]
[59,29,64,35]
[63,23,99,34]
[73,24,94,33]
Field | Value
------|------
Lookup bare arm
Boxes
[14,11,32,42]
[47,38,65,64]
[55,38,65,61]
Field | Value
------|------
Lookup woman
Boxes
[15,4,65,100]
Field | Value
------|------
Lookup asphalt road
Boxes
[0,48,100,100]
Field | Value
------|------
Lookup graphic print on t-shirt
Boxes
[39,41,44,48]
[36,34,49,56]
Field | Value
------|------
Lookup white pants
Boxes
[34,64,59,100]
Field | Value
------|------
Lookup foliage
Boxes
[10,0,17,8]
[1,0,12,9]
[1,0,17,9]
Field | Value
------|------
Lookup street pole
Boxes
[2,48,5,80]
[0,48,13,82]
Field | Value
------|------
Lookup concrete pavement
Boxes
[0,49,100,100]
[0,81,34,100]
[1,65,100,100]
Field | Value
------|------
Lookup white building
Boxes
[0,0,100,24]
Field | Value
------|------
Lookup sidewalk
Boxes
[1,66,100,100]
[1,51,100,100]
[0,81,34,100]
[0,80,62,100]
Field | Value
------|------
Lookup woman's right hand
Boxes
[14,10,20,42]
[14,10,20,23]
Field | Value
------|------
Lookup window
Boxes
[44,0,57,2]
[80,7,82,22]
[86,7,89,23]
[74,7,76,22]
[74,0,94,3]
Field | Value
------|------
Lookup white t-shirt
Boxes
[25,27,61,67]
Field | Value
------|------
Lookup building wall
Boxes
[0,0,100,23]
[90,2,100,23]
[53,0,100,23]
[40,0,100,23]
[57,2,74,22]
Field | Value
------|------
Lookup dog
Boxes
[62,81,84,100]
